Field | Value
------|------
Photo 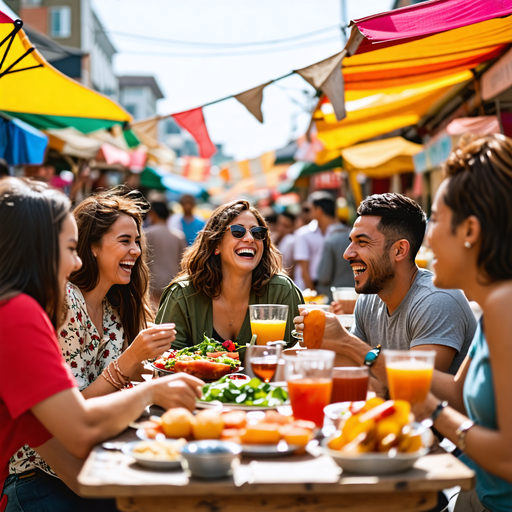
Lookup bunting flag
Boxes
[173,108,216,159]
[296,52,346,121]
[130,116,161,149]
[220,151,276,185]
[234,82,272,123]
[177,156,211,182]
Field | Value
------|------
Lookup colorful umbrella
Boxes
[0,11,130,133]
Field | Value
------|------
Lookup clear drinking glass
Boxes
[249,305,288,346]
[331,287,359,314]
[330,367,369,403]
[384,350,436,405]
[283,350,334,427]
[247,344,281,383]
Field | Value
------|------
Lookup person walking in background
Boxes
[316,221,353,301]
[145,200,187,308]
[294,192,339,291]
[168,194,205,246]
[276,211,296,277]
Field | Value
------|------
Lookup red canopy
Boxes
[349,0,512,55]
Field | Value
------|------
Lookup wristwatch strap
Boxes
[364,344,382,367]
[455,420,475,451]
[431,401,448,423]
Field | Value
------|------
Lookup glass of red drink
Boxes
[330,367,369,403]
[283,350,334,427]
[247,345,280,383]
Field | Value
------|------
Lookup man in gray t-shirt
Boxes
[294,193,477,378]
[351,268,475,375]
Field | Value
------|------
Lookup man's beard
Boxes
[356,256,395,295]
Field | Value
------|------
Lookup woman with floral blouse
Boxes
[11,187,176,477]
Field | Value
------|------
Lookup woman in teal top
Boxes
[410,134,512,512]
[156,199,304,352]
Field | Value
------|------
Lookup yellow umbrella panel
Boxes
[0,20,131,132]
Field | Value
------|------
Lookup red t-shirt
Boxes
[0,294,77,511]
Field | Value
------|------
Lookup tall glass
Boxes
[283,350,334,427]
[249,305,288,346]
[330,367,369,403]
[247,344,280,383]
[331,287,359,314]
[384,350,436,405]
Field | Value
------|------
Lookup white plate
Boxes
[321,426,431,475]
[196,400,290,411]
[241,440,301,457]
[121,440,183,470]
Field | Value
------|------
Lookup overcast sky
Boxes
[91,0,393,160]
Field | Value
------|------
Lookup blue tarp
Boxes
[140,166,208,199]
[0,116,48,165]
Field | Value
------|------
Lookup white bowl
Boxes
[321,425,431,475]
[121,440,183,470]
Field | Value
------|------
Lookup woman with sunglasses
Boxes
[156,200,304,351]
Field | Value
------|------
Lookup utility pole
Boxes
[340,0,348,45]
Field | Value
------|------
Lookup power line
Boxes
[98,24,343,48]
[117,35,341,58]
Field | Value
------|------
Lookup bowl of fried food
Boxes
[121,439,186,470]
[322,398,431,475]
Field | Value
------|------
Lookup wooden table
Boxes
[78,428,475,512]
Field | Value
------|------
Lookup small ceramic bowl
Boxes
[180,440,242,479]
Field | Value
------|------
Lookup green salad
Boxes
[201,376,289,406]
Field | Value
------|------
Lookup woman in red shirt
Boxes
[0,178,203,512]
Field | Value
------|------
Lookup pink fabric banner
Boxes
[351,0,512,54]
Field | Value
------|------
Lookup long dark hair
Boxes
[171,199,283,298]
[70,186,153,344]
[0,178,71,328]
[443,134,512,283]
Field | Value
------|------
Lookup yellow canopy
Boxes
[315,71,471,164]
[0,25,130,132]
[341,137,423,170]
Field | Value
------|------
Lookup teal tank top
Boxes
[460,320,512,512]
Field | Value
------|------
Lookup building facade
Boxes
[118,76,164,121]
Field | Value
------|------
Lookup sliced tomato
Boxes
[153,360,166,370]
[206,351,240,360]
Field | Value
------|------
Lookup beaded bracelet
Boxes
[113,359,130,383]
[104,362,124,390]
[100,368,119,389]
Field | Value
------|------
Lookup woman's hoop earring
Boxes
[464,241,472,249]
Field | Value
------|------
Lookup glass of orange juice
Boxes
[249,305,288,346]
[384,350,436,405]
[283,350,334,427]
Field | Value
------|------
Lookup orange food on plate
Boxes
[239,423,282,444]
[263,410,291,425]
[221,428,242,444]
[281,427,312,447]
[222,410,247,429]
[192,409,224,440]
[161,407,195,438]
[303,309,326,349]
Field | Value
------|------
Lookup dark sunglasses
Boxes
[225,224,268,241]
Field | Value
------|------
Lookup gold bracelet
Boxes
[105,363,124,390]
[113,359,130,382]
[100,370,117,388]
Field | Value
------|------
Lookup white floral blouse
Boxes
[10,283,125,476]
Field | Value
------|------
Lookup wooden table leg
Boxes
[117,492,438,512]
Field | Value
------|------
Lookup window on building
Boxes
[50,6,71,38]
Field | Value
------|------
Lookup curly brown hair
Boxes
[443,133,512,282]
[171,200,283,298]
[70,186,153,344]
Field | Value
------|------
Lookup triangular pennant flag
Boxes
[320,56,346,121]
[234,82,272,123]
[295,51,346,121]
[173,108,216,159]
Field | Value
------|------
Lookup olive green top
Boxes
[155,274,304,354]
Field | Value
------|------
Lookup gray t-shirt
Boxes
[350,269,477,374]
